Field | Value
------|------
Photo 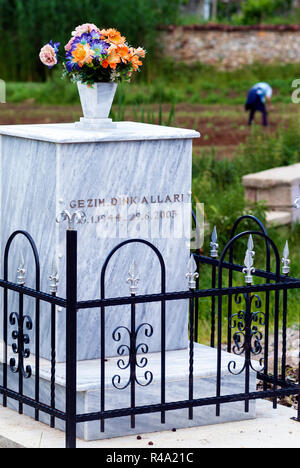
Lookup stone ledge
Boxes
[243,164,300,189]
[266,211,292,227]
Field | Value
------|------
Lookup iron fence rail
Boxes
[0,215,299,449]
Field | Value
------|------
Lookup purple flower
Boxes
[64,31,110,72]
[91,40,109,57]
[49,40,60,54]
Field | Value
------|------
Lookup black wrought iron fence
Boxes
[0,214,299,449]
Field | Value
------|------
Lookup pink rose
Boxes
[72,23,99,37]
[65,37,75,51]
[39,44,57,68]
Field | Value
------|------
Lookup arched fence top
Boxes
[229,215,271,272]
[4,230,40,289]
[230,214,268,239]
[100,238,166,299]
[217,230,281,288]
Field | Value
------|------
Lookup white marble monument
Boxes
[0,122,199,362]
[0,121,259,441]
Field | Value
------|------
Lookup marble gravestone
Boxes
[0,122,259,441]
[0,122,200,362]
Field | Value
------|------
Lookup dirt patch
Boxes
[0,103,298,159]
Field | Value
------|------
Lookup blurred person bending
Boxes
[245,82,273,127]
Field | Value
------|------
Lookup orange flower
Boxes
[116,44,131,63]
[107,43,118,54]
[102,50,121,69]
[130,55,143,70]
[100,28,126,45]
[135,47,146,58]
[129,48,143,71]
[72,43,94,67]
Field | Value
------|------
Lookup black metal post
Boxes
[227,265,233,353]
[50,292,56,429]
[2,284,7,408]
[18,291,24,414]
[100,302,105,433]
[35,295,40,422]
[130,296,136,429]
[189,293,194,420]
[65,229,77,449]
[244,289,251,413]
[194,257,200,343]
[216,293,222,417]
[282,277,288,382]
[211,264,216,348]
[273,290,280,409]
[161,298,166,424]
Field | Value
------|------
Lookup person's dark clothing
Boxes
[245,88,268,126]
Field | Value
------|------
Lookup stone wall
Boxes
[160,24,300,69]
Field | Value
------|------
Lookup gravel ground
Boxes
[256,324,299,411]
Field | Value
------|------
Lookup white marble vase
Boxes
[77,82,118,129]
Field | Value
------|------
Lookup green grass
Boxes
[192,122,300,343]
[5,61,300,106]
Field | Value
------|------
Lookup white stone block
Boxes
[243,163,300,223]
[0,122,200,362]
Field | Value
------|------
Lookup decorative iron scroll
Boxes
[9,312,32,379]
[112,322,154,390]
[228,293,265,375]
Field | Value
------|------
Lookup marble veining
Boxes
[0,123,197,361]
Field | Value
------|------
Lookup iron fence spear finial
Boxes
[243,235,255,285]
[282,241,290,275]
[17,251,26,285]
[186,255,199,289]
[49,254,59,293]
[210,226,219,258]
[127,260,140,295]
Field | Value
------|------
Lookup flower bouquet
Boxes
[39,23,146,126]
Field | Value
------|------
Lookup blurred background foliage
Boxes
[6,61,300,105]
[1,0,300,83]
[0,0,183,81]
[180,0,298,25]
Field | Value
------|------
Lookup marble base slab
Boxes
[74,117,118,130]
[0,343,257,441]
[0,122,200,144]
